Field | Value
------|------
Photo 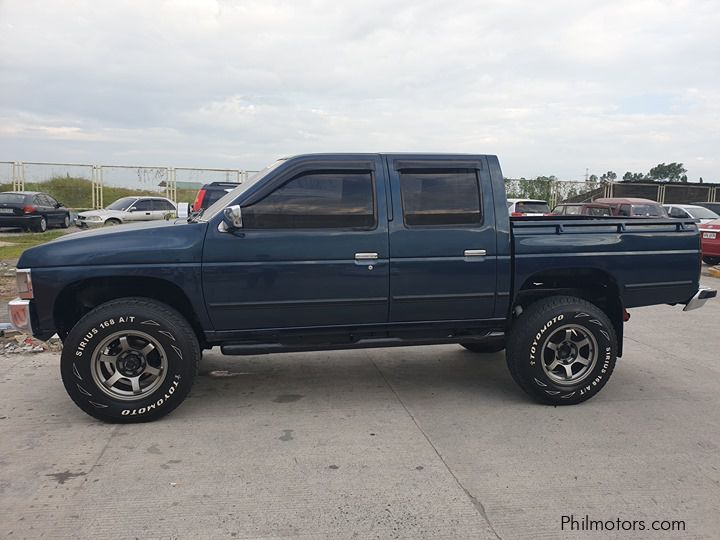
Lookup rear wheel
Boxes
[703,256,720,266]
[33,216,47,233]
[60,297,200,422]
[506,295,617,405]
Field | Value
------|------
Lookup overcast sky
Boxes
[1,0,718,180]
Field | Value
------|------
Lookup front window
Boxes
[106,197,138,211]
[200,159,284,220]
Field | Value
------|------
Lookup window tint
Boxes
[618,205,631,217]
[631,204,664,217]
[564,205,582,215]
[515,201,550,214]
[133,199,152,211]
[242,172,375,229]
[669,207,688,218]
[0,193,27,204]
[587,206,611,216]
[152,199,175,211]
[399,171,481,226]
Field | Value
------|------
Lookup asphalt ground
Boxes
[1,277,719,539]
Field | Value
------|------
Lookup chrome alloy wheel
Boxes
[90,330,168,400]
[541,324,598,385]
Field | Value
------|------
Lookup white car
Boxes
[663,204,719,224]
[75,196,177,228]
[507,198,551,216]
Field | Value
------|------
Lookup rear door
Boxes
[386,156,498,322]
[202,156,390,331]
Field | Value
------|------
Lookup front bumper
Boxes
[8,298,35,334]
[74,218,103,228]
[683,288,717,311]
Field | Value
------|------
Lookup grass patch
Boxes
[0,231,66,260]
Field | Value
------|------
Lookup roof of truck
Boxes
[593,197,660,204]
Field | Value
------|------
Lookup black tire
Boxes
[33,216,47,233]
[61,213,70,228]
[60,297,200,423]
[702,256,720,266]
[506,295,617,405]
[104,218,121,226]
[460,342,505,353]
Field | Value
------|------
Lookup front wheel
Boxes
[60,297,200,422]
[61,213,70,228]
[506,295,617,405]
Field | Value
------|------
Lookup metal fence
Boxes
[0,161,258,210]
[1,160,717,210]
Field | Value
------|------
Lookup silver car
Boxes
[75,196,177,228]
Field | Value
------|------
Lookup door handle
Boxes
[355,252,379,261]
[464,249,487,257]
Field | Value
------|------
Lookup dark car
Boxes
[0,191,71,232]
[692,202,720,215]
[191,182,240,213]
[8,153,715,422]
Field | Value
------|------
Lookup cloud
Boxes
[0,0,718,179]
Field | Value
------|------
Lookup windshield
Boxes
[198,159,285,220]
[631,204,666,217]
[106,197,137,211]
[689,207,719,219]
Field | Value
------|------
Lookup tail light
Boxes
[16,268,33,299]
[511,212,523,217]
[22,205,36,214]
[192,189,206,212]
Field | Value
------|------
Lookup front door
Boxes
[386,155,498,322]
[202,157,390,331]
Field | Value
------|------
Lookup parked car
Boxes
[592,197,668,218]
[75,196,176,228]
[191,182,240,213]
[700,218,720,266]
[552,203,612,216]
[691,202,720,215]
[9,153,715,422]
[664,204,719,224]
[0,191,70,232]
[507,198,551,216]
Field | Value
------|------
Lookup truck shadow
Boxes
[181,345,529,416]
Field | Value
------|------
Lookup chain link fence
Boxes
[2,161,717,211]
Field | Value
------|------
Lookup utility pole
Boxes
[585,168,589,182]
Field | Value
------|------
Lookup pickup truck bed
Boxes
[8,153,715,422]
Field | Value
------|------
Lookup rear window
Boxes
[0,193,27,204]
[515,201,550,213]
[203,189,231,209]
[631,204,666,217]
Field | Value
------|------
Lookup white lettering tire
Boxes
[60,297,200,422]
[506,295,617,405]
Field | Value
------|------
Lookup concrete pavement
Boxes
[1,278,719,539]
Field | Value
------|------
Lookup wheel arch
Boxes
[512,267,625,356]
[53,276,206,347]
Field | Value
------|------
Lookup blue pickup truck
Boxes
[9,153,716,422]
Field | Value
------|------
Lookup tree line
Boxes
[589,162,693,183]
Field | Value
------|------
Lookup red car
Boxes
[700,219,720,266]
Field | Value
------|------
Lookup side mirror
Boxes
[55,202,63,208]
[128,206,137,212]
[221,205,243,231]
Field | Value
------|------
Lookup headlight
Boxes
[16,268,33,299]
[86,216,103,221]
